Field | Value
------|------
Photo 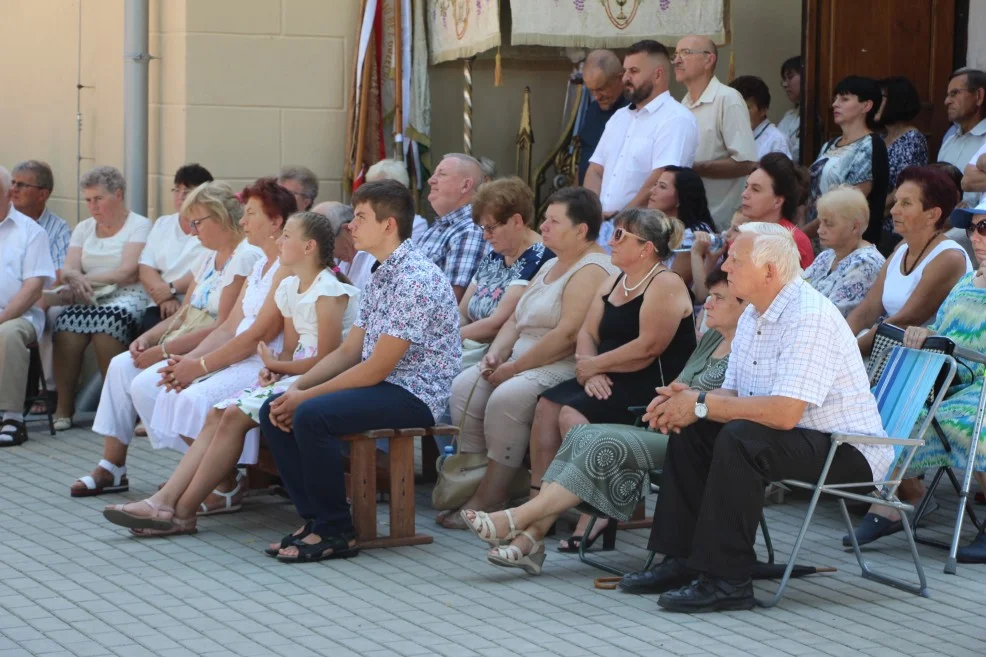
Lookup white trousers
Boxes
[91,352,166,446]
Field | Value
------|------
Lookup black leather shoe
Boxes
[618,556,697,594]
[657,574,755,613]
[956,532,986,564]
[842,512,903,547]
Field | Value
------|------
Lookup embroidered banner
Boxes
[427,0,502,64]
[510,0,726,49]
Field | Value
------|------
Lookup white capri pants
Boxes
[92,352,166,446]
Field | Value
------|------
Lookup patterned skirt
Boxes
[906,380,986,476]
[542,423,669,521]
[52,288,148,344]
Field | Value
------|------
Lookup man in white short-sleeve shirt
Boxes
[584,39,699,251]
[0,166,56,446]
[939,69,986,206]
[620,223,887,612]
[675,35,758,230]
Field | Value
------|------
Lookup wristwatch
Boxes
[694,391,709,419]
[168,282,178,297]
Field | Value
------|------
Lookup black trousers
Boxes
[139,306,162,334]
[648,419,873,579]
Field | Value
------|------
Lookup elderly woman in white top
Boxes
[802,186,885,317]
[847,166,971,357]
[70,182,261,497]
[137,164,214,331]
[51,166,152,430]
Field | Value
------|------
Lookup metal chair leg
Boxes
[577,515,625,576]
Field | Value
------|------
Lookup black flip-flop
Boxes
[0,419,28,448]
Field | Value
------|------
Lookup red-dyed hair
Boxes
[240,177,296,230]
[896,166,959,230]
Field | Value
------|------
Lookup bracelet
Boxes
[161,343,169,359]
[200,357,209,374]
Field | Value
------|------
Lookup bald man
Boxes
[577,50,631,184]
[422,153,486,301]
[674,35,757,230]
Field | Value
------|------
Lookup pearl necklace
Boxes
[621,262,663,297]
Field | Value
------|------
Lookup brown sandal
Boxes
[0,419,28,447]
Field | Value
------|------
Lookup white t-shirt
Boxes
[778,107,800,163]
[70,212,152,295]
[138,213,207,284]
[0,205,55,337]
[753,120,793,160]
[274,270,360,349]
[413,215,428,243]
[187,239,264,317]
[589,91,699,214]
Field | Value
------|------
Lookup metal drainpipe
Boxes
[123,0,150,216]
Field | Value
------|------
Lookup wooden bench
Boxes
[248,424,458,550]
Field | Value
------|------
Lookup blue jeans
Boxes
[259,382,434,537]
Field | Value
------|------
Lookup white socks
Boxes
[2,412,24,423]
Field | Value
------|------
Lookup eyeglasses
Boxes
[946,88,974,99]
[674,48,712,59]
[187,213,216,231]
[10,180,45,190]
[966,219,986,237]
[612,227,650,244]
[478,222,502,235]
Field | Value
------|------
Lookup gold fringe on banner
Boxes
[495,47,503,87]
[728,48,735,82]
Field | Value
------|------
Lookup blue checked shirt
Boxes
[36,207,71,271]
[724,278,892,481]
[414,205,487,289]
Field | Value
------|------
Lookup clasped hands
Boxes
[641,381,701,434]
[479,353,517,387]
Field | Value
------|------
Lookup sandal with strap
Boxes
[557,518,618,553]
[460,508,520,546]
[265,521,313,557]
[129,516,197,538]
[103,498,176,531]
[71,459,129,497]
[487,531,546,576]
[198,472,246,516]
[0,419,28,448]
[276,531,359,563]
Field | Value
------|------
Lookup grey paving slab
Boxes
[1,423,985,657]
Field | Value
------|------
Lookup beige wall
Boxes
[0,0,358,227]
[429,2,803,186]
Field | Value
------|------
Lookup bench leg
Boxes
[350,440,378,542]
[389,435,416,539]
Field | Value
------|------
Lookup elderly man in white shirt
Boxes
[583,39,699,251]
[617,222,888,613]
[939,68,986,206]
[0,166,56,446]
[675,35,758,230]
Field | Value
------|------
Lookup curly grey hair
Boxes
[278,165,319,201]
[80,165,126,196]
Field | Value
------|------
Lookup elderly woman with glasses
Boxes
[70,181,263,497]
[137,164,214,332]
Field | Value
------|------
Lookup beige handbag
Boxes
[158,304,214,344]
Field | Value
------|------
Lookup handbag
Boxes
[158,304,215,344]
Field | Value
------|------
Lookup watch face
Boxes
[695,403,708,418]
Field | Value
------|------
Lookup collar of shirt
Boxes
[375,239,414,277]
[683,76,722,109]
[434,204,472,229]
[752,277,804,324]
[754,119,771,140]
[628,90,670,114]
[0,202,14,227]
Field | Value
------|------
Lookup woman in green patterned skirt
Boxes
[460,268,749,574]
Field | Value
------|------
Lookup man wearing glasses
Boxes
[675,34,758,231]
[939,68,986,207]
[136,164,213,331]
[10,161,69,282]
[278,165,318,212]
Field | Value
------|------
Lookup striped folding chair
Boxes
[756,345,957,607]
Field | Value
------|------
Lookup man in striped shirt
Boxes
[10,160,70,282]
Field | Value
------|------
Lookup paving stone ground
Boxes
[1,419,984,657]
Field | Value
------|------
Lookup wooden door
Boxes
[802,0,959,164]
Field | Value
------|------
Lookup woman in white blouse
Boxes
[51,167,152,430]
[802,186,885,317]
[71,181,261,497]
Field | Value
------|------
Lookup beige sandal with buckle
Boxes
[461,508,520,546]
[103,498,175,531]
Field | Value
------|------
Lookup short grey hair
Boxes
[366,159,410,187]
[311,201,354,235]
[584,49,623,78]
[0,166,10,197]
[13,160,54,191]
[737,221,802,283]
[80,165,126,196]
[478,156,497,181]
[278,165,318,200]
[442,153,484,188]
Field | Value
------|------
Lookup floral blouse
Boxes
[808,134,889,244]
[882,129,929,233]
[803,245,886,317]
[466,242,553,322]
[355,240,461,420]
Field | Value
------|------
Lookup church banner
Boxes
[427,0,502,64]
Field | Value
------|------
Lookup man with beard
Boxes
[675,35,757,231]
[583,39,698,251]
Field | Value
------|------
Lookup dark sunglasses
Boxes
[966,219,986,238]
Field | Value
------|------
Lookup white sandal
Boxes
[198,472,246,516]
[71,459,129,497]
[53,416,72,432]
[487,531,546,576]
[460,508,520,546]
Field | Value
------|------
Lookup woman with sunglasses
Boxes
[528,207,696,551]
[70,181,262,495]
[843,199,986,560]
[846,166,971,360]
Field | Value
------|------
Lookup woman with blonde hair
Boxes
[802,185,885,316]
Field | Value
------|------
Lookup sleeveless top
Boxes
[882,239,971,321]
[236,256,284,351]
[598,271,696,390]
[512,251,618,386]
